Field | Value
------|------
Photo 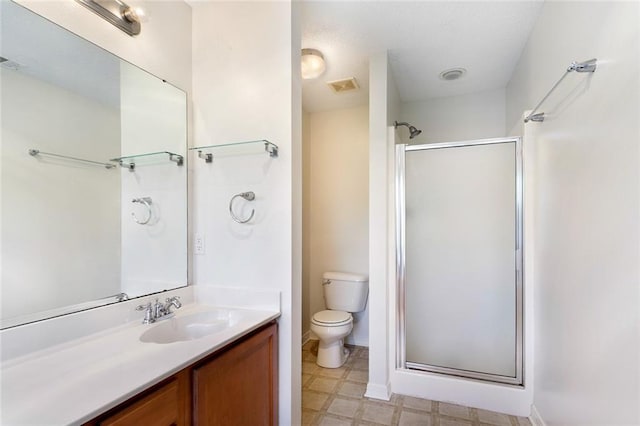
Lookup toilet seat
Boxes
[312,310,352,327]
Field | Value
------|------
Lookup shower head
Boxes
[408,126,422,139]
[394,121,422,139]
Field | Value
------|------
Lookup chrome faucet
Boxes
[136,302,155,324]
[165,296,182,312]
[136,296,182,324]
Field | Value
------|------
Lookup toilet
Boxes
[311,271,369,368]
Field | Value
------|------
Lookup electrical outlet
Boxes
[194,234,205,255]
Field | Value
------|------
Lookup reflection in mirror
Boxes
[0,1,188,329]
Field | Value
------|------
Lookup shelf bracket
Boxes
[118,160,136,172]
[169,154,184,166]
[197,150,213,163]
[265,142,278,158]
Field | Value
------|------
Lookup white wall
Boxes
[400,88,506,144]
[507,2,640,425]
[302,110,311,342]
[1,69,121,319]
[304,106,369,346]
[365,50,400,401]
[190,2,300,424]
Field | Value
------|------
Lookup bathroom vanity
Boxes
[85,321,277,426]
[0,298,280,425]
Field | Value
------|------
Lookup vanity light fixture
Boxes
[75,0,142,36]
[301,48,326,79]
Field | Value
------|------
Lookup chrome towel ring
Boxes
[131,197,153,225]
[229,191,255,224]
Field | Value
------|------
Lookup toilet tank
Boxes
[323,271,369,312]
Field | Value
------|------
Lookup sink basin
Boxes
[140,309,238,344]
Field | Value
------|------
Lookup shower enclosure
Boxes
[396,137,523,385]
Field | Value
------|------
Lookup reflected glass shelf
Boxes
[110,151,184,171]
[189,140,278,163]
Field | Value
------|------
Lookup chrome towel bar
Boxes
[524,58,597,123]
[29,149,116,169]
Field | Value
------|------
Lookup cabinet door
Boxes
[193,322,278,426]
[93,372,190,426]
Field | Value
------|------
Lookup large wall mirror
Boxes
[0,1,188,329]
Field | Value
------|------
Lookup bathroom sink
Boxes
[139,309,238,344]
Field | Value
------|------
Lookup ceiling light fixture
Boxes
[439,67,467,81]
[301,48,326,80]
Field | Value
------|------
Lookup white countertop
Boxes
[1,303,280,425]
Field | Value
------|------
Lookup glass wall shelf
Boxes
[110,151,184,171]
[189,140,278,163]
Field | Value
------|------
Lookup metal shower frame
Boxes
[395,136,524,386]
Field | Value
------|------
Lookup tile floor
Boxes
[302,341,531,426]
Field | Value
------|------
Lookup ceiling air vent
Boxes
[439,68,467,81]
[327,77,359,93]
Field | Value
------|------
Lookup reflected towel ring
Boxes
[229,191,255,224]
[131,197,153,225]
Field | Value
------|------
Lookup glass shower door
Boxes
[396,138,522,385]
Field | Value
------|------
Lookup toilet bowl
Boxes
[311,272,368,368]
[310,310,353,368]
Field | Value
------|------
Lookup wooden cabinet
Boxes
[84,321,277,426]
[88,371,190,426]
[193,322,278,425]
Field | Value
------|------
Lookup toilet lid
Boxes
[312,310,352,325]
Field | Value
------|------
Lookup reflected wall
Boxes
[0,0,188,328]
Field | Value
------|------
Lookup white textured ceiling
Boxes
[301,1,544,112]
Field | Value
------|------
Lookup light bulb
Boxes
[301,49,326,80]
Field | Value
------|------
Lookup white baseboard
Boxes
[529,405,547,426]
[302,330,313,346]
[364,382,391,401]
